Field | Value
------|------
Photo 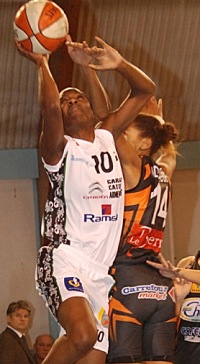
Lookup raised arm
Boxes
[66,35,111,120]
[155,143,177,180]
[147,97,177,180]
[67,36,155,138]
[16,42,66,165]
[81,66,111,119]
[106,64,155,139]
[94,37,155,138]
[38,58,66,165]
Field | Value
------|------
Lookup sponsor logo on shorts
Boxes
[180,297,200,322]
[121,284,168,301]
[180,326,200,342]
[64,277,84,292]
[98,307,109,328]
[84,205,118,222]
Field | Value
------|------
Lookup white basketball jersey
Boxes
[42,129,124,268]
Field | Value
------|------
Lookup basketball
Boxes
[13,0,69,54]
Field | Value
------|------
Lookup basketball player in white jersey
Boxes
[16,35,155,364]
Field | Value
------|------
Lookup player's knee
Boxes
[70,321,97,354]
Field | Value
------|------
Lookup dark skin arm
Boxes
[38,57,65,165]
[15,44,65,165]
[66,35,111,120]
[16,36,155,166]
[67,36,155,140]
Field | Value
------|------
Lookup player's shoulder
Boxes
[95,127,113,140]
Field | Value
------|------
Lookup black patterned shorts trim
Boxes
[36,245,62,318]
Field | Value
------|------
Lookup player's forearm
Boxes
[81,66,111,120]
[38,58,60,112]
[178,268,200,285]
[116,58,155,96]
[38,58,64,157]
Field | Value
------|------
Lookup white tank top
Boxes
[42,129,124,268]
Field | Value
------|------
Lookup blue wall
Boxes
[0,149,39,179]
[0,143,199,181]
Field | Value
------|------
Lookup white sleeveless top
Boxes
[42,129,124,268]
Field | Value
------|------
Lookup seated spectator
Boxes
[0,300,35,364]
[173,251,200,364]
[33,334,54,363]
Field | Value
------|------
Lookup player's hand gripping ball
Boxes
[13,0,69,54]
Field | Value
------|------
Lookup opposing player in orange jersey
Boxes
[107,97,179,364]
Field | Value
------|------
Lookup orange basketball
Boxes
[13,0,69,54]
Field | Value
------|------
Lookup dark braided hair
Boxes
[133,114,179,156]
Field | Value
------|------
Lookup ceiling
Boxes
[1,0,200,150]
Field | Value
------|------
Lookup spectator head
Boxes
[34,334,54,363]
[6,300,31,334]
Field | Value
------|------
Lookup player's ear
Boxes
[140,137,152,151]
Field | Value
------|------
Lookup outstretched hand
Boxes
[141,96,164,123]
[66,34,93,66]
[146,253,182,279]
[66,35,123,70]
[87,36,123,70]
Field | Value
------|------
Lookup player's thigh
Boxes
[58,296,97,333]
[107,319,143,363]
[143,321,175,361]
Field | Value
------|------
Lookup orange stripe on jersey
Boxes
[109,297,133,315]
[144,162,151,180]
[110,313,142,342]
[122,185,151,238]
[166,316,177,323]
[109,297,142,341]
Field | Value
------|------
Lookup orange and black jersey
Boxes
[116,155,171,262]
[108,156,175,363]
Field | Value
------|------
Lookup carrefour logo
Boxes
[84,204,118,222]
